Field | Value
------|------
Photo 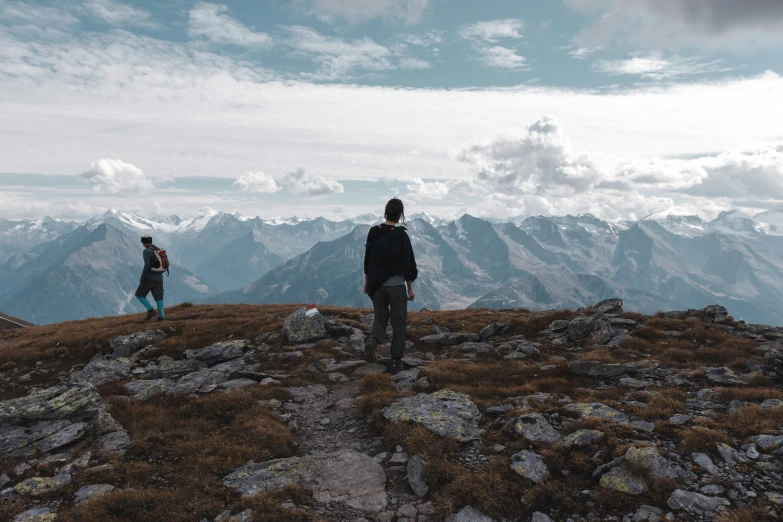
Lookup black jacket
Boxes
[364,224,418,299]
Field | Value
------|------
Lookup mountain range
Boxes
[4,207,783,324]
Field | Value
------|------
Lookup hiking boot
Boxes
[156,316,166,322]
[144,309,156,321]
[385,359,403,375]
[364,337,377,363]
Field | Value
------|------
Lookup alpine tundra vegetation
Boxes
[0,300,782,521]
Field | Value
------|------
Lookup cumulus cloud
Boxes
[461,116,783,219]
[280,168,344,197]
[232,171,280,193]
[459,19,525,42]
[188,3,272,47]
[80,159,155,196]
[80,0,159,29]
[298,0,430,25]
[594,51,729,80]
[566,0,783,50]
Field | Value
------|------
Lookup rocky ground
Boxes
[0,301,782,522]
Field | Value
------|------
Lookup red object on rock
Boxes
[306,304,317,310]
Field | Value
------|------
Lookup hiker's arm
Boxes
[143,249,152,273]
[403,234,418,283]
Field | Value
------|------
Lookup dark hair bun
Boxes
[384,198,405,223]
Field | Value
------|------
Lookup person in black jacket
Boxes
[364,198,418,374]
[135,236,165,321]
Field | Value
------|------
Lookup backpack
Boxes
[150,247,170,275]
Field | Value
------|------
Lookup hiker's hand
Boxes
[408,288,415,301]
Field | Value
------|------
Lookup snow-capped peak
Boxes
[708,210,779,237]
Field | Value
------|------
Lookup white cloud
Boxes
[80,159,155,196]
[298,0,430,25]
[284,25,428,80]
[569,46,602,59]
[477,46,529,71]
[594,51,730,80]
[80,0,159,29]
[232,171,280,193]
[459,19,524,42]
[0,1,79,26]
[397,30,445,47]
[280,168,344,197]
[567,0,783,50]
[188,3,272,47]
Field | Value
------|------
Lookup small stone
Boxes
[407,456,429,497]
[532,513,555,522]
[705,367,747,386]
[14,473,72,496]
[600,466,647,495]
[564,402,629,423]
[669,414,692,425]
[13,507,57,522]
[510,450,549,483]
[445,506,496,522]
[699,485,725,496]
[691,453,719,475]
[563,429,604,447]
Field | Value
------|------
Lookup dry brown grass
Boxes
[422,359,572,408]
[677,426,733,454]
[723,405,783,438]
[357,373,406,427]
[717,504,779,522]
[714,387,783,403]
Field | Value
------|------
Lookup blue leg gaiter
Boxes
[136,296,153,311]
[156,300,165,319]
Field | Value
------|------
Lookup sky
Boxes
[1,0,783,223]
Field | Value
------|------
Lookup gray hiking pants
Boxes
[371,285,408,360]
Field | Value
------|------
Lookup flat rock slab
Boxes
[1,420,88,459]
[625,447,677,479]
[667,489,729,513]
[0,383,101,422]
[563,429,604,447]
[224,449,387,512]
[75,483,115,503]
[185,340,250,365]
[383,389,481,442]
[564,402,629,423]
[71,358,133,386]
[143,357,204,379]
[166,370,231,395]
[110,329,167,358]
[600,465,648,495]
[124,379,175,401]
[283,308,328,344]
[14,473,72,496]
[420,333,480,346]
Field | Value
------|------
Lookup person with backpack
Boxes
[363,198,418,374]
[135,236,169,321]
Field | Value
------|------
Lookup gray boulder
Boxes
[624,446,678,479]
[563,429,604,447]
[74,483,115,503]
[705,367,748,386]
[479,322,507,341]
[513,413,562,443]
[383,390,481,442]
[510,450,549,483]
[184,340,250,365]
[110,329,167,358]
[667,489,729,513]
[691,453,719,475]
[445,506,496,522]
[166,369,230,395]
[592,298,623,315]
[454,342,496,354]
[224,449,387,511]
[599,465,648,495]
[283,308,328,344]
